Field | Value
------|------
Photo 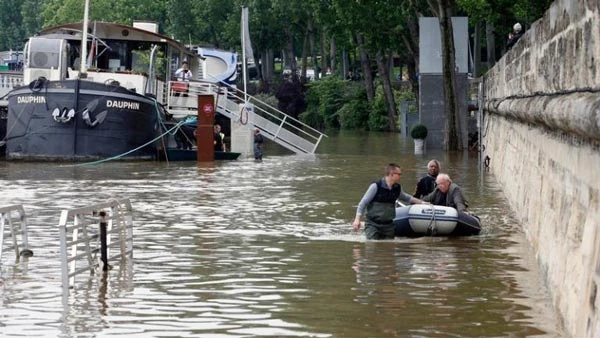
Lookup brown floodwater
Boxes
[0,130,563,337]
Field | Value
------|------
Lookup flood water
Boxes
[0,130,563,337]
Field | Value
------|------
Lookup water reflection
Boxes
[0,131,562,337]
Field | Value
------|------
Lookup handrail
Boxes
[165,79,327,154]
[222,81,326,137]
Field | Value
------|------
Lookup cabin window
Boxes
[96,41,127,71]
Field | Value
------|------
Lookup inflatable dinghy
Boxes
[394,204,481,237]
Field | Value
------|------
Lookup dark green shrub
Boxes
[410,124,428,139]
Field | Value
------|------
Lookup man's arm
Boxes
[452,187,468,212]
[422,190,434,203]
[352,183,377,230]
[413,178,425,198]
[399,187,426,205]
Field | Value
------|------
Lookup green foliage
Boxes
[337,86,369,130]
[131,47,167,78]
[252,93,279,111]
[300,77,420,131]
[410,124,428,139]
[0,0,26,50]
[367,83,390,131]
[395,86,416,103]
[41,0,167,29]
[302,76,346,129]
[0,0,555,135]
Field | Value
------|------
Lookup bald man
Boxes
[422,173,469,212]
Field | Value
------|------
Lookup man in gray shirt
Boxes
[352,163,428,240]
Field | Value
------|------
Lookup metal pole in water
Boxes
[99,211,108,272]
[0,213,5,266]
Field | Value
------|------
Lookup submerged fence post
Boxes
[0,214,5,264]
[0,205,34,267]
[60,198,133,298]
[99,211,108,272]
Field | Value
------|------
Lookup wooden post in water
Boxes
[197,95,215,162]
[99,211,108,271]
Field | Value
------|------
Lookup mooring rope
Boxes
[68,118,186,167]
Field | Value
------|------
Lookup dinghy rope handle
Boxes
[426,204,437,236]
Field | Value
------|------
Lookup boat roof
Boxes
[39,21,193,57]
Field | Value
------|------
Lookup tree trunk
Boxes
[321,30,328,76]
[266,49,274,79]
[376,51,398,131]
[342,49,348,79]
[437,0,462,150]
[401,15,420,98]
[356,32,375,102]
[308,20,319,80]
[473,21,482,77]
[284,27,298,83]
[486,21,496,68]
[260,49,273,91]
[406,57,418,98]
[301,26,309,79]
[329,38,336,74]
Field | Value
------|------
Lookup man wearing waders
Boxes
[352,163,428,240]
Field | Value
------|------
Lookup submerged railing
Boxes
[0,204,33,268]
[59,198,133,298]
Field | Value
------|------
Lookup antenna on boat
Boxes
[79,0,90,78]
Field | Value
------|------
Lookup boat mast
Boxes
[241,11,247,103]
[80,0,90,77]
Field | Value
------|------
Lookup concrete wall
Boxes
[482,0,600,337]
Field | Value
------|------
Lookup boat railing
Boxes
[0,72,24,101]
[165,80,327,154]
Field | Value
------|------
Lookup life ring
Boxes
[239,105,249,125]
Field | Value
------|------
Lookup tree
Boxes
[426,0,462,150]
[0,0,25,50]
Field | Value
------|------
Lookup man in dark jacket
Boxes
[253,128,264,160]
[414,159,440,198]
[352,163,428,240]
[423,173,468,212]
[507,22,524,50]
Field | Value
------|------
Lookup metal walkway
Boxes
[166,81,327,154]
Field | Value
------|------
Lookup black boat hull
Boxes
[6,79,158,161]
[158,148,241,161]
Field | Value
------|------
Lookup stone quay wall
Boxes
[482,0,600,337]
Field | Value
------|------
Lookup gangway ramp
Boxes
[166,81,327,154]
